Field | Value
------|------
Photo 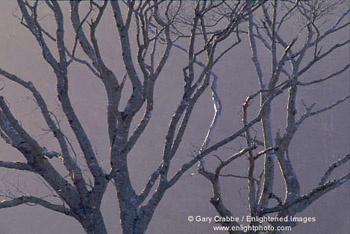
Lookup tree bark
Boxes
[78,210,108,234]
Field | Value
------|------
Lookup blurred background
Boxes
[0,1,348,234]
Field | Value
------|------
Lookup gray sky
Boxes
[0,1,349,234]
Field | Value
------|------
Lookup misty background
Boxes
[0,1,349,234]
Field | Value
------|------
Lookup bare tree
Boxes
[0,1,348,234]
[198,0,349,233]
[0,1,271,234]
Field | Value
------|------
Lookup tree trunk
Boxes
[120,215,151,234]
[79,210,108,234]
[118,206,153,234]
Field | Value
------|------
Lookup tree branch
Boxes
[0,195,72,216]
[320,154,350,185]
[0,161,33,171]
